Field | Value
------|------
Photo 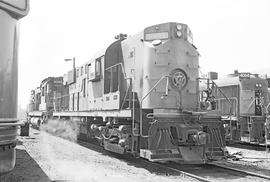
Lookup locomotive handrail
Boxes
[141,76,169,101]
[0,118,19,123]
[201,78,237,141]
[247,98,255,113]
[53,94,69,100]
[266,103,270,114]
[106,64,140,137]
[211,80,233,106]
[199,78,234,115]
[212,81,237,141]
[246,97,266,114]
[215,97,238,116]
[105,63,128,79]
[106,63,138,136]
[120,78,132,110]
[265,103,270,152]
[140,75,169,138]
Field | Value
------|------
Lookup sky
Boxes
[18,0,270,108]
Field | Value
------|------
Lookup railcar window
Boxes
[85,65,88,74]
[82,78,86,97]
[112,66,119,92]
[77,92,79,110]
[89,63,93,79]
[76,69,79,78]
[47,84,50,93]
[81,66,83,76]
[72,94,75,111]
[104,69,111,94]
[95,59,101,77]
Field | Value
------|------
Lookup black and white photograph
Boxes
[0,0,270,181]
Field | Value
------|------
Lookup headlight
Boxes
[255,83,262,87]
[151,39,162,46]
[176,31,182,38]
[176,24,182,30]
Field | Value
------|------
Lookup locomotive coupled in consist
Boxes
[0,0,29,174]
[28,22,227,164]
[200,70,270,144]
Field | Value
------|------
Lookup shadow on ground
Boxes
[0,143,51,182]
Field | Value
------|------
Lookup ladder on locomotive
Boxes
[120,78,140,110]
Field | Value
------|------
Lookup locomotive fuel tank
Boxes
[0,0,29,174]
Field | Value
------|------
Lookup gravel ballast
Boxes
[0,129,197,182]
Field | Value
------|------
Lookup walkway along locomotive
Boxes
[200,71,270,145]
[28,22,227,163]
[0,0,29,174]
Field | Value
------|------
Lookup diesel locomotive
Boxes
[201,71,270,144]
[28,22,227,163]
[0,0,29,174]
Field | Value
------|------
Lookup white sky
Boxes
[18,0,270,108]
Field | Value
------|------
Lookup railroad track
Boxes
[162,162,270,182]
[30,128,270,182]
[77,139,270,182]
[227,141,270,151]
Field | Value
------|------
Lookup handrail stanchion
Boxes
[265,118,268,153]
[139,76,168,138]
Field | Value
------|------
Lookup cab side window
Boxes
[89,56,103,82]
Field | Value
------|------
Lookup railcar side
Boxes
[0,0,29,174]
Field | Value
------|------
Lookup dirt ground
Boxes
[1,128,270,182]
[0,129,196,182]
[215,146,270,177]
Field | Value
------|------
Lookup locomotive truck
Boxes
[28,22,227,163]
[0,0,29,174]
[200,71,270,144]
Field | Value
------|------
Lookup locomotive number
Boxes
[239,73,250,79]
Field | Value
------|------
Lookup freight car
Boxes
[28,22,227,163]
[201,70,270,145]
[0,0,29,174]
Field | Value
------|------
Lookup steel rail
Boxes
[209,162,270,181]
[151,162,213,182]
[159,162,270,182]
[78,139,212,182]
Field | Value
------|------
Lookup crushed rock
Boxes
[1,129,197,182]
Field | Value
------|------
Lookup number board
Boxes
[239,72,250,79]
